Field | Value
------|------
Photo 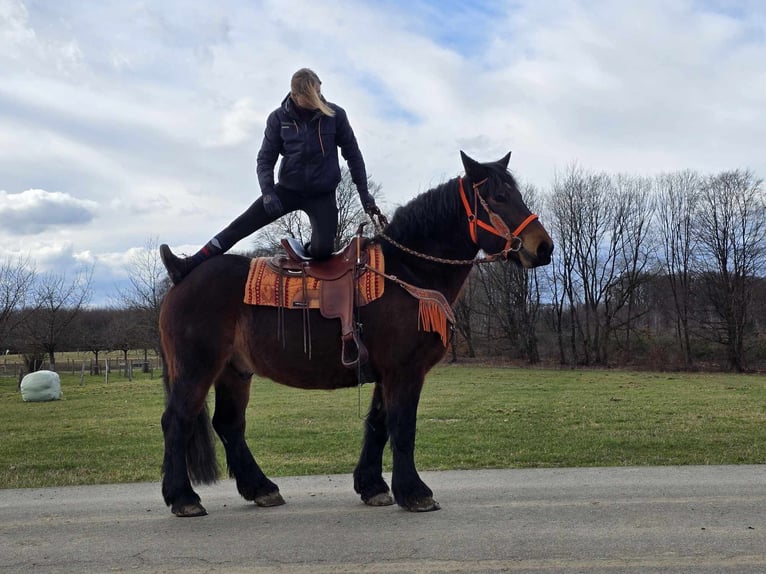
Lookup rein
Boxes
[372,177,538,266]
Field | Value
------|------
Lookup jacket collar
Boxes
[282,93,325,122]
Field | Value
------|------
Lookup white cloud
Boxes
[0,0,37,59]
[211,97,263,147]
[0,188,97,234]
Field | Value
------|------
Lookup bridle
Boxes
[458,177,538,260]
[371,175,539,266]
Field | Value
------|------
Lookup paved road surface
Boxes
[1,466,765,573]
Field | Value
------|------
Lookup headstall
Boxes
[458,177,538,259]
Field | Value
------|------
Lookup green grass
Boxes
[1,366,765,489]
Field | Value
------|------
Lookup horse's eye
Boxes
[493,194,508,203]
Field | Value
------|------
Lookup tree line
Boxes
[456,166,766,371]
[2,166,764,374]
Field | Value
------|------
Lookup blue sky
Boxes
[1,0,765,305]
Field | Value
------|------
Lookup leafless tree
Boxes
[0,254,36,352]
[114,236,169,357]
[546,167,655,365]
[602,174,656,362]
[694,170,766,371]
[474,262,542,362]
[548,165,613,364]
[21,265,93,371]
[654,170,701,367]
[70,308,114,375]
[451,268,479,360]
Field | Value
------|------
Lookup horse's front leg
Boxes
[385,375,440,512]
[353,383,393,506]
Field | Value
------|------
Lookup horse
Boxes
[159,151,554,517]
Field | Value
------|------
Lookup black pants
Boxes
[214,185,338,258]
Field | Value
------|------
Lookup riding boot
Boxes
[160,238,223,285]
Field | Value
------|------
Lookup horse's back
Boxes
[160,254,251,355]
[162,254,249,310]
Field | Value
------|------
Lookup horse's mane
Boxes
[384,177,463,243]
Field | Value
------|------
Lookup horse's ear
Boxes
[499,151,512,169]
[460,150,483,177]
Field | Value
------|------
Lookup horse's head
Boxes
[460,151,553,268]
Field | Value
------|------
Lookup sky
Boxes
[1,0,765,306]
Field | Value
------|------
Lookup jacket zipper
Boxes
[318,117,325,156]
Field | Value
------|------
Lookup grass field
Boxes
[1,365,765,489]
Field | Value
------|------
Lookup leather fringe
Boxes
[418,299,450,347]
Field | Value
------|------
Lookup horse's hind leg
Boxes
[353,384,394,506]
[161,385,216,517]
[212,366,285,507]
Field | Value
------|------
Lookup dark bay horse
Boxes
[159,151,553,516]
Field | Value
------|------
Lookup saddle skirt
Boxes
[243,242,385,308]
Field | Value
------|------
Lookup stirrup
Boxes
[341,333,369,369]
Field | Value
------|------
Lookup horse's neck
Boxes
[382,233,476,304]
[382,180,479,302]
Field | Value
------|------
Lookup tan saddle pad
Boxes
[243,243,385,308]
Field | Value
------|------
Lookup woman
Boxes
[160,68,380,285]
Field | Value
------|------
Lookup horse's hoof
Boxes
[255,491,286,507]
[406,497,441,512]
[172,502,208,517]
[365,491,394,506]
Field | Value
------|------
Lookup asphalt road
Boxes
[1,466,765,573]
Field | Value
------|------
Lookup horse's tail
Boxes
[161,350,220,485]
[186,405,219,485]
[161,349,172,403]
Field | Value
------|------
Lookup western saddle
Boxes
[269,236,371,369]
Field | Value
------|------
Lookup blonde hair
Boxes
[291,68,335,117]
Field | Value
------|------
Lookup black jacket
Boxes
[256,94,369,202]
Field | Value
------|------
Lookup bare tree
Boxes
[70,308,114,375]
[546,167,656,365]
[548,165,614,364]
[115,236,169,357]
[602,174,656,362]
[21,265,93,371]
[654,170,701,367]
[473,261,542,362]
[451,268,480,360]
[0,254,36,352]
[695,170,766,371]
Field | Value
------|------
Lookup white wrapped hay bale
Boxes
[20,370,62,402]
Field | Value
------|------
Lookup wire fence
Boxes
[0,354,163,381]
